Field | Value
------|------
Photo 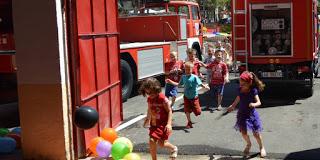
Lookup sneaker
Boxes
[186,121,193,129]
[217,105,223,111]
[170,146,178,158]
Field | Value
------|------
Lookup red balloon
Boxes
[6,133,21,149]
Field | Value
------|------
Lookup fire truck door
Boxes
[68,0,122,155]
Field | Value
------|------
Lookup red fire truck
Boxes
[119,0,203,101]
[0,0,203,102]
[232,0,318,97]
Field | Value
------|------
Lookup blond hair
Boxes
[170,51,178,57]
[184,61,194,68]
[186,48,196,55]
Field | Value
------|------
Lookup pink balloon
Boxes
[96,140,112,158]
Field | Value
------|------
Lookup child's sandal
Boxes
[170,146,178,159]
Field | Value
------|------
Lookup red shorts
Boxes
[183,96,201,116]
[149,125,170,141]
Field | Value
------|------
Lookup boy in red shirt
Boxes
[185,48,205,77]
[205,50,229,111]
[165,51,184,109]
[140,78,178,160]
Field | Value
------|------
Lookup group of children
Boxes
[138,48,267,160]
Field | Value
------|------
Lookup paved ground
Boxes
[117,73,320,160]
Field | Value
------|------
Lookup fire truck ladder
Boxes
[232,0,248,77]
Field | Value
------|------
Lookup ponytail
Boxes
[250,72,265,92]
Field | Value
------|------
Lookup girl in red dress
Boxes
[139,78,178,160]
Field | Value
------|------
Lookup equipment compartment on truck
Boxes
[251,3,292,56]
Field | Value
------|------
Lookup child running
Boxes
[165,51,184,109]
[140,78,178,160]
[227,71,267,158]
[166,62,210,128]
[205,49,229,111]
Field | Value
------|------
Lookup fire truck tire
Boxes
[121,60,133,101]
[302,78,314,98]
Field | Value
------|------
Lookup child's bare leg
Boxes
[185,112,193,128]
[217,94,223,110]
[253,132,266,157]
[217,95,222,106]
[159,140,176,152]
[159,140,178,159]
[186,112,191,123]
[240,130,251,156]
[149,138,158,160]
[171,96,176,107]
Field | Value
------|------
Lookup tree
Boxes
[199,0,231,22]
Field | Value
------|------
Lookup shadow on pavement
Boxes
[284,148,320,160]
[133,143,243,156]
[172,126,190,133]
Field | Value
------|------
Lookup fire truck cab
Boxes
[119,0,203,100]
[232,0,318,97]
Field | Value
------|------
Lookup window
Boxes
[178,6,190,19]
[168,6,175,13]
[144,7,166,14]
[191,6,200,20]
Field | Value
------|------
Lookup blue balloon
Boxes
[0,137,16,153]
[11,127,21,135]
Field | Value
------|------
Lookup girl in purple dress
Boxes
[227,71,267,158]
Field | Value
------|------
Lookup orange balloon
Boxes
[101,128,118,143]
[89,137,104,156]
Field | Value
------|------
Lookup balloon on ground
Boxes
[101,128,118,143]
[111,142,130,160]
[0,128,9,136]
[113,137,133,152]
[0,137,16,153]
[96,140,112,158]
[123,153,141,160]
[89,137,104,156]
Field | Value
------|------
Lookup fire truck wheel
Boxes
[302,77,314,98]
[121,60,133,101]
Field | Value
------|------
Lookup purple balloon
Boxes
[96,140,112,158]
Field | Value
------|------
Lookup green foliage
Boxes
[220,24,231,33]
